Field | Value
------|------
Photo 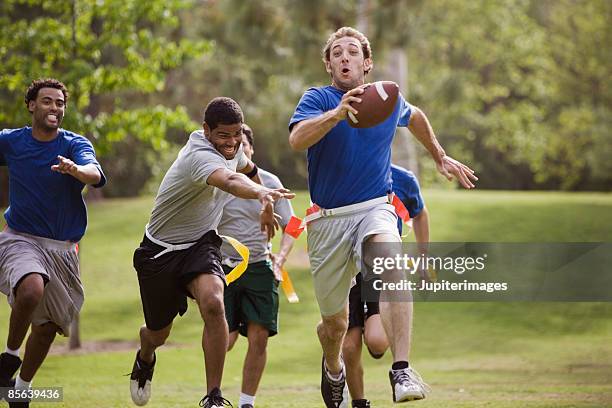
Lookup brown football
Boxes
[347,81,400,128]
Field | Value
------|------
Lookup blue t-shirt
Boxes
[391,164,424,234]
[0,127,106,241]
[289,85,412,208]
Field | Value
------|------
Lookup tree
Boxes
[0,0,210,196]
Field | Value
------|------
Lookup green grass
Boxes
[1,190,612,407]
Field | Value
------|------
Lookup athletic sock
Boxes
[392,361,409,370]
[15,374,31,389]
[238,392,255,407]
[4,347,20,357]
[325,362,344,381]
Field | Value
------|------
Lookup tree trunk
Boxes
[387,49,420,177]
[69,313,81,349]
[356,0,370,34]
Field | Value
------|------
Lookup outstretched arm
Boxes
[207,168,295,239]
[51,155,102,185]
[407,107,478,189]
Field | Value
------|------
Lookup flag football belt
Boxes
[285,194,410,239]
[145,225,249,284]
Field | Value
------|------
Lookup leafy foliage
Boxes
[0,0,210,195]
[1,0,609,193]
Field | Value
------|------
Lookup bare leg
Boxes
[19,322,57,381]
[241,323,269,396]
[7,274,45,350]
[343,327,364,400]
[227,331,239,351]
[188,274,228,393]
[380,301,412,362]
[363,314,389,358]
[139,323,172,364]
[317,305,348,374]
[368,233,412,363]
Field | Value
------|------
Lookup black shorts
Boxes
[133,230,224,330]
[348,273,380,330]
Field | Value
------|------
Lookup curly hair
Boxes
[25,78,68,107]
[322,26,372,70]
[204,97,244,130]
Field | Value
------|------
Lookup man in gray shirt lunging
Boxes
[218,124,295,408]
[129,98,294,408]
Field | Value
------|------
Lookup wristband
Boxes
[245,164,258,178]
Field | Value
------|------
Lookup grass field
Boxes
[1,190,612,407]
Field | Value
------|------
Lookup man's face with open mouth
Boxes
[326,36,371,91]
[30,87,65,130]
[205,122,244,160]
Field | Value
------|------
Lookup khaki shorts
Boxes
[0,228,83,336]
[307,203,400,316]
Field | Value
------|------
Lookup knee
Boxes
[31,323,57,345]
[321,316,348,342]
[140,325,169,348]
[247,329,268,355]
[15,274,45,309]
[365,338,388,358]
[364,331,389,358]
[198,293,225,320]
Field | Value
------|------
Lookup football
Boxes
[347,81,399,128]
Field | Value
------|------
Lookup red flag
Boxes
[392,195,410,223]
[285,216,305,238]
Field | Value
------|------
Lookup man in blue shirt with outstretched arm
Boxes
[0,78,106,407]
[289,27,477,407]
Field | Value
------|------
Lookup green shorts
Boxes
[223,260,279,337]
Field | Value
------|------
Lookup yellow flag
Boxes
[220,235,249,284]
[280,267,299,303]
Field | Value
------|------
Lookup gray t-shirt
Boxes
[147,130,247,243]
[218,169,294,264]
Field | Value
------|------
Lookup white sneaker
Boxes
[129,351,155,406]
[389,365,430,402]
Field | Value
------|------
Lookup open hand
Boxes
[436,156,478,189]
[51,155,79,176]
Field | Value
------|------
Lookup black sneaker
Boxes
[0,353,21,401]
[129,350,155,406]
[8,396,30,408]
[240,405,253,408]
[321,356,348,408]
[352,399,371,408]
[199,387,232,408]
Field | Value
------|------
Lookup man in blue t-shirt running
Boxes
[0,78,106,406]
[289,27,477,407]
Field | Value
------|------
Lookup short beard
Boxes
[213,142,238,160]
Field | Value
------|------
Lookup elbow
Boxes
[288,127,307,152]
[409,106,425,124]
